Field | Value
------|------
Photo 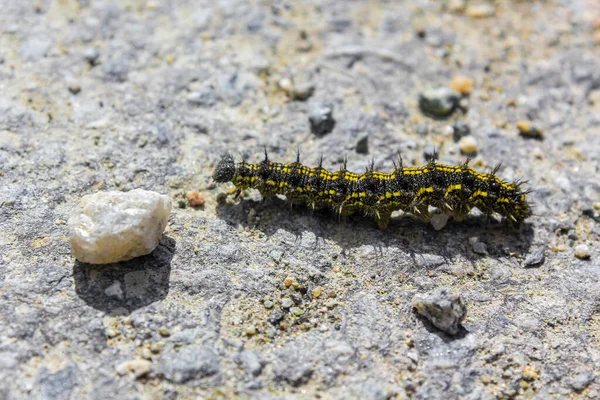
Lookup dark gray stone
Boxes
[355,135,369,154]
[419,87,461,118]
[268,311,285,326]
[472,242,488,255]
[452,121,470,141]
[309,102,335,135]
[524,247,545,267]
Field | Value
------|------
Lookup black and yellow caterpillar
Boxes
[213,152,531,229]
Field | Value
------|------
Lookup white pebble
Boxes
[116,359,153,378]
[459,136,478,155]
[442,125,454,136]
[68,189,171,264]
[574,244,591,260]
[466,4,496,18]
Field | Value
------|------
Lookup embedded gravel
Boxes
[1,1,600,399]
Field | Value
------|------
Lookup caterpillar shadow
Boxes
[216,197,533,259]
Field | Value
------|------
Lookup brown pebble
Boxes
[187,190,205,206]
[449,76,474,96]
[517,120,543,139]
[311,286,323,298]
[283,276,293,287]
[522,365,538,381]
[68,85,81,94]
[516,120,530,132]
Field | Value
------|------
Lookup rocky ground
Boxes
[1,0,600,399]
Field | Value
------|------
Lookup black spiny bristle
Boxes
[341,156,348,171]
[490,163,502,175]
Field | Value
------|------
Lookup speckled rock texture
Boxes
[68,189,171,264]
[1,1,600,399]
[412,287,467,335]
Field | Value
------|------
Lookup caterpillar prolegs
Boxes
[213,152,531,229]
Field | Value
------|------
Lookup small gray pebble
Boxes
[568,231,579,241]
[472,241,488,255]
[187,89,215,107]
[452,121,470,141]
[291,293,303,305]
[412,287,466,335]
[246,380,263,390]
[246,13,264,32]
[158,346,219,383]
[309,102,335,135]
[263,300,274,309]
[289,307,304,316]
[414,253,446,268]
[237,350,264,377]
[281,297,293,308]
[355,135,369,154]
[268,311,285,326]
[83,47,100,66]
[524,247,545,267]
[570,372,595,392]
[419,87,461,118]
[102,58,129,82]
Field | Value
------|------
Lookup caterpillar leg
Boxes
[374,210,392,230]
[411,205,431,223]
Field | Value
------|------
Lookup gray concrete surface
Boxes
[1,0,599,399]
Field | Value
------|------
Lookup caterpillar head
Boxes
[213,154,236,183]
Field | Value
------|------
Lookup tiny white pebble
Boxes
[532,147,544,160]
[115,359,153,378]
[278,77,293,92]
[574,244,591,260]
[466,3,496,18]
[141,348,153,359]
[324,299,337,309]
[459,136,478,155]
